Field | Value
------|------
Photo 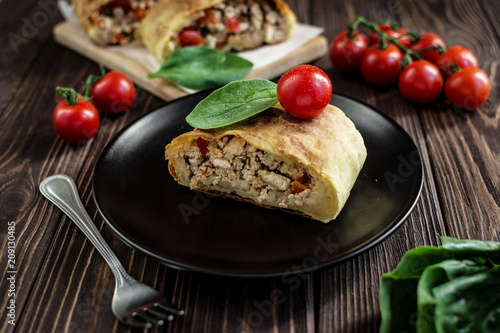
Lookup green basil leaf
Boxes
[148,46,253,90]
[186,79,278,129]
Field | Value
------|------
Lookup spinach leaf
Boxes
[379,276,420,333]
[417,259,491,333]
[440,236,500,259]
[186,79,278,129]
[433,267,500,333]
[148,46,253,90]
[379,237,500,333]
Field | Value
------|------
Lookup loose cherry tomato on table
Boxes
[53,88,100,143]
[360,43,403,86]
[435,45,478,78]
[90,71,136,114]
[277,65,333,119]
[444,68,490,110]
[329,30,369,72]
[178,30,204,46]
[398,60,443,103]
[409,32,446,63]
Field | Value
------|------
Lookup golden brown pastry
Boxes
[137,0,297,61]
[165,103,367,223]
[72,0,159,45]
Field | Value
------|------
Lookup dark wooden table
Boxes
[1,0,499,332]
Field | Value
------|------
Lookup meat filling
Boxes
[181,136,315,208]
[175,0,289,52]
[89,0,158,45]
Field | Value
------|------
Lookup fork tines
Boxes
[155,302,185,317]
[126,302,184,327]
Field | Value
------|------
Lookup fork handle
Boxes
[40,174,130,286]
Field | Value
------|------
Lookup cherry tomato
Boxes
[409,32,446,63]
[360,43,403,86]
[277,65,332,119]
[53,99,100,143]
[398,60,443,103]
[178,30,203,46]
[368,24,411,47]
[435,45,478,78]
[90,71,136,114]
[444,68,490,110]
[329,30,369,72]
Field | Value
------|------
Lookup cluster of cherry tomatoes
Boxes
[53,69,136,143]
[329,17,490,110]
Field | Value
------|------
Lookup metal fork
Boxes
[40,174,184,328]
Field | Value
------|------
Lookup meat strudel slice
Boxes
[165,103,366,223]
[137,0,296,61]
[72,0,159,45]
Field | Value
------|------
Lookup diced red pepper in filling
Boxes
[178,30,203,46]
[291,174,311,194]
[296,174,311,185]
[109,0,132,11]
[226,17,241,33]
[196,9,218,25]
[291,181,308,194]
[196,137,210,154]
[113,34,125,43]
[180,25,194,32]
[132,8,148,19]
[91,16,102,25]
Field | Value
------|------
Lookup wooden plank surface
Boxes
[0,0,498,332]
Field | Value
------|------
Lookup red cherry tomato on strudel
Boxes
[277,65,332,119]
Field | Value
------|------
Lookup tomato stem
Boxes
[440,64,461,75]
[55,87,86,106]
[347,17,362,39]
[99,64,107,76]
[416,45,445,55]
[352,15,423,62]
[404,31,421,43]
[378,37,388,50]
[350,16,363,33]
[83,64,108,98]
[84,75,95,98]
[402,53,413,68]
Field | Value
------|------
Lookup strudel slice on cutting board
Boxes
[137,0,296,61]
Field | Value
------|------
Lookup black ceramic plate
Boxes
[92,91,423,277]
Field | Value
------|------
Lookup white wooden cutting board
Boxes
[53,21,329,101]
